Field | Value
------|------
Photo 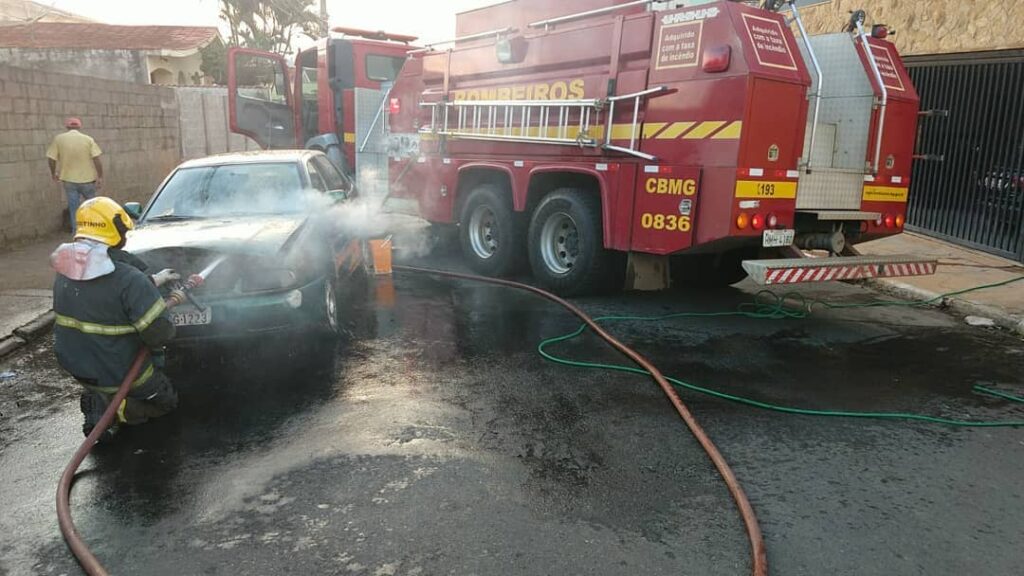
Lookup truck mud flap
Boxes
[742,255,937,286]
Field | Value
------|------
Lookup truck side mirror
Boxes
[124,202,142,220]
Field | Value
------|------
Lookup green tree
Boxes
[219,0,319,55]
[200,40,227,84]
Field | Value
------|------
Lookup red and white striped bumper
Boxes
[742,256,938,286]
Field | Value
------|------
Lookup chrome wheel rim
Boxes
[468,205,499,259]
[540,211,579,275]
[325,278,339,332]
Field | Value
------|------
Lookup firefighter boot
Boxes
[80,392,119,443]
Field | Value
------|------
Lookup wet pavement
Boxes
[1,245,1023,576]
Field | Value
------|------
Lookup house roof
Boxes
[0,22,221,51]
[0,0,93,23]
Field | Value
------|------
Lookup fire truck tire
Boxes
[458,184,524,277]
[528,189,612,296]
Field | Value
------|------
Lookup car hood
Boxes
[126,215,309,257]
[124,215,320,296]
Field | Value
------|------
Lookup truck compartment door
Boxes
[228,48,297,149]
[630,166,702,254]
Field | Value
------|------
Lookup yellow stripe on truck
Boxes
[655,122,696,140]
[863,185,909,202]
[682,121,727,140]
[735,180,798,200]
[711,121,743,140]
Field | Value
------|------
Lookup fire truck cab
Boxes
[227,27,414,176]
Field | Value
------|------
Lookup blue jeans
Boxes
[64,182,97,234]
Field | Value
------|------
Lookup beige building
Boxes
[0,22,222,86]
[796,0,1024,55]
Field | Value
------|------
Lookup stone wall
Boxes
[0,64,180,247]
[796,0,1024,56]
[0,48,149,84]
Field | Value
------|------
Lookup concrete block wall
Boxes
[0,64,180,247]
[797,0,1024,56]
[174,87,259,161]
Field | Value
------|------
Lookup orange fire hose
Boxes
[395,265,768,576]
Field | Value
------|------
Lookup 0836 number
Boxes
[640,213,691,232]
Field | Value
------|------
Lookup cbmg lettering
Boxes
[645,177,697,196]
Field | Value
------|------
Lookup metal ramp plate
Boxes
[743,255,937,286]
[798,210,881,221]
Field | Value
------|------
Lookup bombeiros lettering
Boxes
[453,79,585,101]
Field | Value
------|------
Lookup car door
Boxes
[228,48,298,149]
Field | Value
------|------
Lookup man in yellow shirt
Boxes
[47,118,104,234]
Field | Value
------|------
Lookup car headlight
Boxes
[240,268,297,293]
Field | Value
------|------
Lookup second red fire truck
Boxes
[229,0,937,296]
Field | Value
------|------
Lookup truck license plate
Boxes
[762,229,795,248]
[171,307,212,327]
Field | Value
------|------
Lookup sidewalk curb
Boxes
[0,310,54,361]
[866,279,1024,337]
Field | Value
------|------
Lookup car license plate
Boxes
[171,307,212,327]
[763,229,795,248]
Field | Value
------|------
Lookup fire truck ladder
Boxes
[420,86,669,161]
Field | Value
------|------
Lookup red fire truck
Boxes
[229,0,937,296]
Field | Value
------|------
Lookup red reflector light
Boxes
[736,213,750,230]
[701,45,731,73]
[896,214,905,227]
[389,98,401,114]
[871,25,889,39]
[884,214,895,228]
[751,213,765,230]
[767,213,778,228]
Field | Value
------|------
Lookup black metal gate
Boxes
[905,50,1024,262]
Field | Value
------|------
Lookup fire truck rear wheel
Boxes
[459,184,524,277]
[528,189,611,296]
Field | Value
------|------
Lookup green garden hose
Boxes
[539,277,1024,428]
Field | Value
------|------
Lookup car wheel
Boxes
[321,275,341,336]
[458,184,524,277]
[527,189,613,296]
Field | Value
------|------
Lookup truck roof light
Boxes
[331,27,418,43]
[871,25,889,39]
[702,45,731,73]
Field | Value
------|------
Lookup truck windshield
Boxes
[146,163,310,219]
[366,54,405,82]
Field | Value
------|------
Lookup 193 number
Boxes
[640,213,691,232]
[757,183,776,197]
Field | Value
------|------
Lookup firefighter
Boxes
[51,197,181,442]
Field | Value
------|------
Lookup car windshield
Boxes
[146,162,311,219]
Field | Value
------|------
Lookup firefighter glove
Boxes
[151,269,181,287]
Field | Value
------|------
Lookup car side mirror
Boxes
[124,202,142,220]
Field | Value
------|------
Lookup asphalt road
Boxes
[1,247,1023,575]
